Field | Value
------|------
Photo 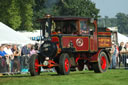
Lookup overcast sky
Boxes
[91,0,128,17]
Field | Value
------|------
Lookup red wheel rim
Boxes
[35,58,39,72]
[100,56,107,70]
[65,58,69,72]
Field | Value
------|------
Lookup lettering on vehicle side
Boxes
[98,37,111,47]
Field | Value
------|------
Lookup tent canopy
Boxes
[0,22,34,45]
[118,32,128,44]
[17,30,41,38]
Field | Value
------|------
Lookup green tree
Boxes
[98,16,117,28]
[8,0,21,30]
[0,0,21,30]
[19,0,34,31]
[33,0,60,29]
[1,0,100,31]
[109,18,117,27]
[0,0,11,25]
[104,16,111,27]
[33,0,99,29]
[98,18,105,27]
[116,13,128,34]
[0,0,34,31]
[58,0,99,18]
[98,13,128,34]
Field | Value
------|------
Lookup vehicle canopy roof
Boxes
[38,16,97,22]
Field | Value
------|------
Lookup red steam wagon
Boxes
[29,15,113,76]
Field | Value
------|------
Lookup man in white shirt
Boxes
[4,44,14,73]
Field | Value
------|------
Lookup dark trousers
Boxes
[20,56,29,71]
[119,54,128,69]
[11,60,14,72]
[123,55,128,69]
[119,54,123,68]
[13,56,20,72]
[0,58,7,73]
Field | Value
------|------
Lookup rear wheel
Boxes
[93,51,108,73]
[29,54,41,76]
[56,53,70,75]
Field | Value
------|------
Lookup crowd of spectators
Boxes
[1,41,128,74]
[110,42,128,69]
[0,43,39,74]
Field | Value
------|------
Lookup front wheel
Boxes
[57,53,70,75]
[29,54,41,76]
[93,51,108,73]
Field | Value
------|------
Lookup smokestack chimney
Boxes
[45,14,51,18]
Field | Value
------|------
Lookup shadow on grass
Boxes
[0,70,96,78]
[0,73,32,78]
[46,70,95,76]
[0,75,30,78]
[48,74,59,76]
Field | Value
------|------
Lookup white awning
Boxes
[0,22,35,45]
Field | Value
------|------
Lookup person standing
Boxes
[119,42,125,68]
[21,44,31,71]
[12,45,21,72]
[116,45,119,66]
[4,44,14,73]
[110,43,117,69]
[30,45,37,56]
[0,46,9,73]
[124,42,128,69]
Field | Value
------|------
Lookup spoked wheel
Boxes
[29,54,41,76]
[56,53,70,75]
[77,60,84,71]
[93,51,108,73]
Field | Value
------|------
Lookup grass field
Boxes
[0,69,128,85]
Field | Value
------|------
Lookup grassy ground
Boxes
[0,69,128,85]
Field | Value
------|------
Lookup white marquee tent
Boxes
[107,27,128,44]
[17,30,41,38]
[0,22,34,45]
[118,32,128,44]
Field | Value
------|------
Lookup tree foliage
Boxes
[1,0,128,34]
[8,0,21,30]
[33,0,60,29]
[19,0,34,31]
[0,0,99,31]
[0,0,34,31]
[116,13,128,34]
[33,0,99,29]
[98,13,128,34]
[0,0,11,25]
[58,0,99,18]
[98,16,117,27]
[0,0,21,30]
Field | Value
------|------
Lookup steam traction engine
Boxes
[29,15,112,76]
